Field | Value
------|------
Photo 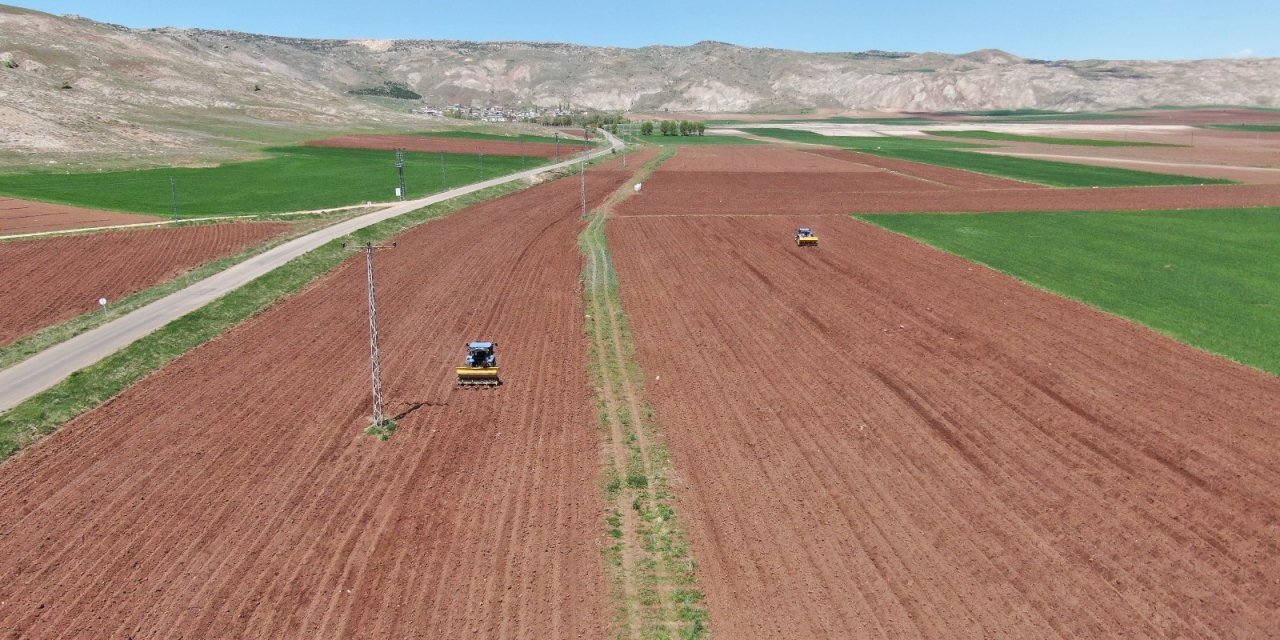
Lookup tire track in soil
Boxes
[606,206,1280,637]
[0,158,640,638]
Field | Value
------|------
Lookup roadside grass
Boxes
[928,130,1182,147]
[581,145,708,639]
[0,182,524,460]
[0,211,369,372]
[858,207,1280,375]
[749,128,1231,187]
[1200,124,1280,133]
[0,146,547,216]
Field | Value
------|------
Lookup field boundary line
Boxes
[580,145,709,639]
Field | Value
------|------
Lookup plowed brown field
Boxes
[607,213,1280,638]
[0,160,640,638]
[306,134,568,158]
[0,222,291,347]
[0,197,161,235]
[618,146,1280,215]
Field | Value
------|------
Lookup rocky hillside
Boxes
[2,4,1279,158]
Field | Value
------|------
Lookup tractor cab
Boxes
[795,227,818,246]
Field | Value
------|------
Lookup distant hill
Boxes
[2,4,1278,158]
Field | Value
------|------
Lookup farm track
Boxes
[606,151,1280,637]
[0,158,639,638]
[306,135,568,158]
[581,146,708,638]
[0,222,291,347]
[0,197,161,235]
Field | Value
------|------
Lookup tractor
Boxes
[795,227,818,247]
[456,341,501,386]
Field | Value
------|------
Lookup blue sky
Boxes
[12,0,1278,60]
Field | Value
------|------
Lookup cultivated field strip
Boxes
[0,162,637,637]
[606,213,1280,638]
[802,148,1045,189]
[0,222,291,347]
[616,145,1280,216]
[0,197,161,235]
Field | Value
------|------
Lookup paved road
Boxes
[0,134,621,413]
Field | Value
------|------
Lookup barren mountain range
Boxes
[2,4,1279,159]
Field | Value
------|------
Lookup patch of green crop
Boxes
[0,146,547,216]
[749,128,1229,187]
[1200,124,1280,133]
[929,130,1181,147]
[859,207,1280,375]
[941,109,1135,121]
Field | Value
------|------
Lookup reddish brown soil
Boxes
[0,160,641,637]
[306,134,566,158]
[0,222,291,347]
[607,213,1280,638]
[618,146,1280,215]
[0,197,161,236]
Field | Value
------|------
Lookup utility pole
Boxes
[479,151,484,179]
[439,151,446,191]
[579,154,587,217]
[345,241,397,432]
[169,176,178,221]
[555,132,560,160]
[395,148,406,201]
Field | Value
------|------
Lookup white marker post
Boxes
[98,297,107,314]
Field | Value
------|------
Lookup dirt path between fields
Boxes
[581,145,708,638]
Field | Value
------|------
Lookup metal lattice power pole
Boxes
[439,151,446,190]
[395,148,406,201]
[346,241,396,429]
[169,176,178,221]
[579,154,587,217]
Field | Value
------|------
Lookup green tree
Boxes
[640,121,654,136]
[695,121,706,136]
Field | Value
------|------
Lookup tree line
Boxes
[640,120,706,136]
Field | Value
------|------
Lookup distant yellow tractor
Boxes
[795,227,818,247]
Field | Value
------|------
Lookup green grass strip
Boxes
[941,109,1135,121]
[581,145,708,639]
[929,130,1181,147]
[0,183,524,460]
[0,146,548,216]
[749,128,1231,187]
[1200,124,1280,133]
[858,207,1280,375]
